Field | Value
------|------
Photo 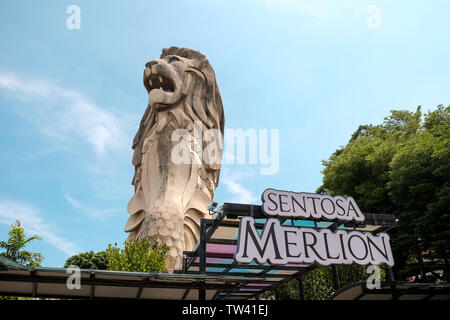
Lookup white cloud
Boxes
[221,170,258,203]
[257,0,357,21]
[0,199,79,256]
[64,194,121,219]
[0,72,127,155]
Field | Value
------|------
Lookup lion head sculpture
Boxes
[124,47,224,271]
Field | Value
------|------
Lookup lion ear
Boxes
[182,67,205,96]
[185,67,206,81]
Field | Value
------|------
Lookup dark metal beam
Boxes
[222,261,236,275]
[387,267,396,282]
[0,274,238,291]
[31,270,37,298]
[190,261,311,272]
[199,219,207,274]
[252,265,317,300]
[185,270,289,279]
[297,276,304,300]
[222,203,397,228]
[181,289,190,300]
[90,272,95,300]
[330,224,341,291]
[332,265,340,291]
[198,286,206,300]
[136,286,143,299]
[208,238,237,245]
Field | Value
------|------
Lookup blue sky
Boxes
[0,0,449,267]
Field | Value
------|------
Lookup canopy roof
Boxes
[331,281,450,300]
[0,265,269,300]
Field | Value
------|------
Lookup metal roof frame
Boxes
[182,202,397,300]
[331,281,450,300]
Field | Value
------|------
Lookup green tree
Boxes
[105,238,169,273]
[64,250,108,270]
[0,222,43,300]
[0,222,43,267]
[387,105,450,279]
[319,105,450,281]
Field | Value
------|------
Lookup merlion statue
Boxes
[124,47,225,272]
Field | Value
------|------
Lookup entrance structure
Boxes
[182,200,397,299]
[0,201,399,300]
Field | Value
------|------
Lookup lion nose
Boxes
[145,59,164,74]
[146,60,158,67]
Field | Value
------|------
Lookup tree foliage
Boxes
[64,250,108,270]
[0,223,43,300]
[64,239,170,273]
[0,223,43,267]
[105,238,169,273]
[320,105,450,281]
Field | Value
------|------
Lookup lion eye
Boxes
[169,56,180,63]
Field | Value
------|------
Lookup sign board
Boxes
[234,189,394,267]
[262,188,365,222]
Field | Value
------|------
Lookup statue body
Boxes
[124,47,224,271]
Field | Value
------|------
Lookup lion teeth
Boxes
[149,79,153,86]
[159,76,163,83]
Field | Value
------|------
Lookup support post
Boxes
[199,219,207,274]
[387,267,395,282]
[332,265,340,291]
[89,271,95,300]
[182,253,187,274]
[390,283,399,300]
[297,276,305,300]
[199,286,206,300]
[30,270,37,298]
[330,224,341,291]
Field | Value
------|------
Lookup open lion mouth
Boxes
[147,73,175,93]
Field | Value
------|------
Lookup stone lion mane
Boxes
[124,47,224,271]
[132,47,224,181]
